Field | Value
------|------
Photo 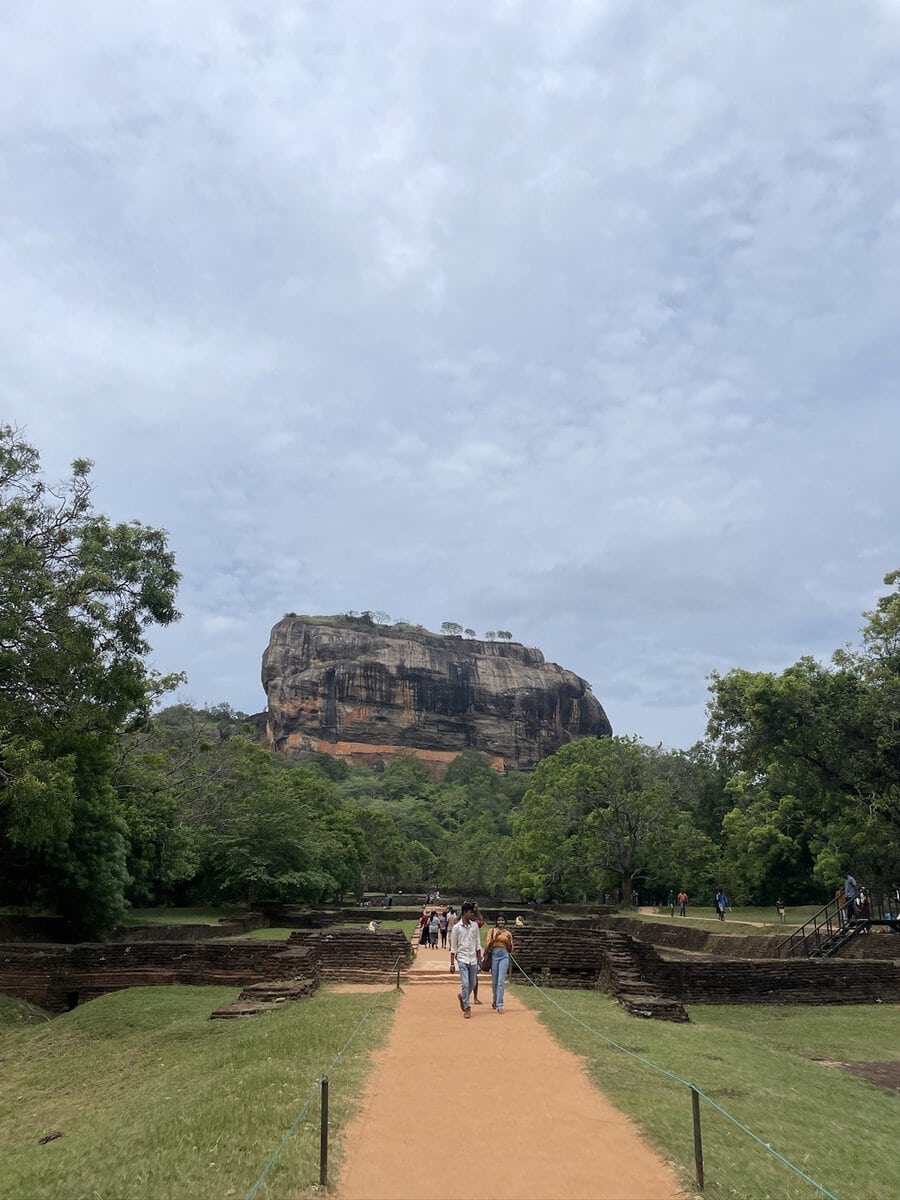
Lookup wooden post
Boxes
[397,963,401,990]
[319,1076,329,1187]
[691,1087,704,1190]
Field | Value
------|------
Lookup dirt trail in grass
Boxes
[639,907,767,927]
[334,945,682,1200]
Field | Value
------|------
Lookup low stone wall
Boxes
[829,932,900,959]
[0,916,73,942]
[107,917,269,942]
[0,940,318,1012]
[646,954,900,1004]
[510,926,607,987]
[605,916,900,962]
[287,929,413,977]
[604,917,786,958]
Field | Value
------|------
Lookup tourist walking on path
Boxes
[677,890,688,917]
[429,911,440,947]
[449,901,482,1018]
[439,910,448,948]
[485,913,514,1013]
[715,890,729,921]
[666,889,675,917]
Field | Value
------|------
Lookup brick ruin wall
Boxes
[287,929,413,980]
[602,916,900,960]
[0,940,319,1012]
[0,929,413,1012]
[507,925,900,1004]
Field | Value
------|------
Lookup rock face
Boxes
[262,616,612,771]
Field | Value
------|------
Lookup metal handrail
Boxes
[774,896,847,959]
[775,887,900,958]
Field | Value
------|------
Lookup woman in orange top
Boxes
[485,913,515,1013]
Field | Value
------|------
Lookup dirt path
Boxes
[334,945,683,1200]
[639,907,767,928]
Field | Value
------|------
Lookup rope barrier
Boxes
[510,954,838,1200]
[245,953,405,1200]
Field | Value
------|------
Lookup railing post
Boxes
[319,1076,329,1187]
[691,1087,704,1191]
[397,963,401,990]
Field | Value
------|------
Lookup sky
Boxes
[3,0,900,748]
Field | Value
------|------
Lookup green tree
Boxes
[707,573,900,891]
[0,428,181,935]
[510,737,675,902]
[440,621,463,636]
[197,740,362,906]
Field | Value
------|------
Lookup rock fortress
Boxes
[262,613,612,772]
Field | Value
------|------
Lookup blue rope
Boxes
[510,954,838,1200]
[245,954,404,1200]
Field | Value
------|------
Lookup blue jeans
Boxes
[491,948,510,1010]
[458,961,478,1011]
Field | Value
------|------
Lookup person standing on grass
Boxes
[715,890,729,921]
[667,889,676,917]
[775,897,786,924]
[485,913,514,1014]
[449,901,482,1018]
[677,890,688,917]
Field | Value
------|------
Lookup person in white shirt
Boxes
[449,901,482,1018]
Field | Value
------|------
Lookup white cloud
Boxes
[4,0,900,745]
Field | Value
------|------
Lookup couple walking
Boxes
[449,902,514,1018]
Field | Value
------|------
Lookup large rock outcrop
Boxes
[262,616,612,772]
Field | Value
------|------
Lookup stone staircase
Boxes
[209,977,317,1019]
[599,932,689,1022]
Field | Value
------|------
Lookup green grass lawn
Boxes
[216,921,420,942]
[118,907,232,926]
[627,905,822,932]
[0,996,52,1029]
[215,927,298,941]
[519,989,898,1200]
[0,984,397,1200]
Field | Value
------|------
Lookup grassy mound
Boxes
[0,984,397,1199]
[522,990,897,1199]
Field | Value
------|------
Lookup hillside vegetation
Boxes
[1,428,897,934]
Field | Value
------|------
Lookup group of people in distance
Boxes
[665,888,731,920]
[418,900,521,1018]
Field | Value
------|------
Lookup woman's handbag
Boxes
[480,945,493,972]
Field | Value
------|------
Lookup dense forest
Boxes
[1,427,898,936]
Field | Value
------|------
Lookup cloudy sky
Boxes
[4,1,899,748]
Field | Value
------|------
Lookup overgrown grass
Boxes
[119,907,230,926]
[519,989,898,1200]
[0,984,397,1200]
[0,996,51,1028]
[215,927,298,941]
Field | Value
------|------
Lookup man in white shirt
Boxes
[449,901,482,1018]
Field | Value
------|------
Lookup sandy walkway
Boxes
[334,945,683,1200]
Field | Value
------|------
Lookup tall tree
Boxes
[0,428,181,934]
[706,570,900,891]
[510,737,675,902]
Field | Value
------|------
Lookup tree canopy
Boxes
[0,428,181,934]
